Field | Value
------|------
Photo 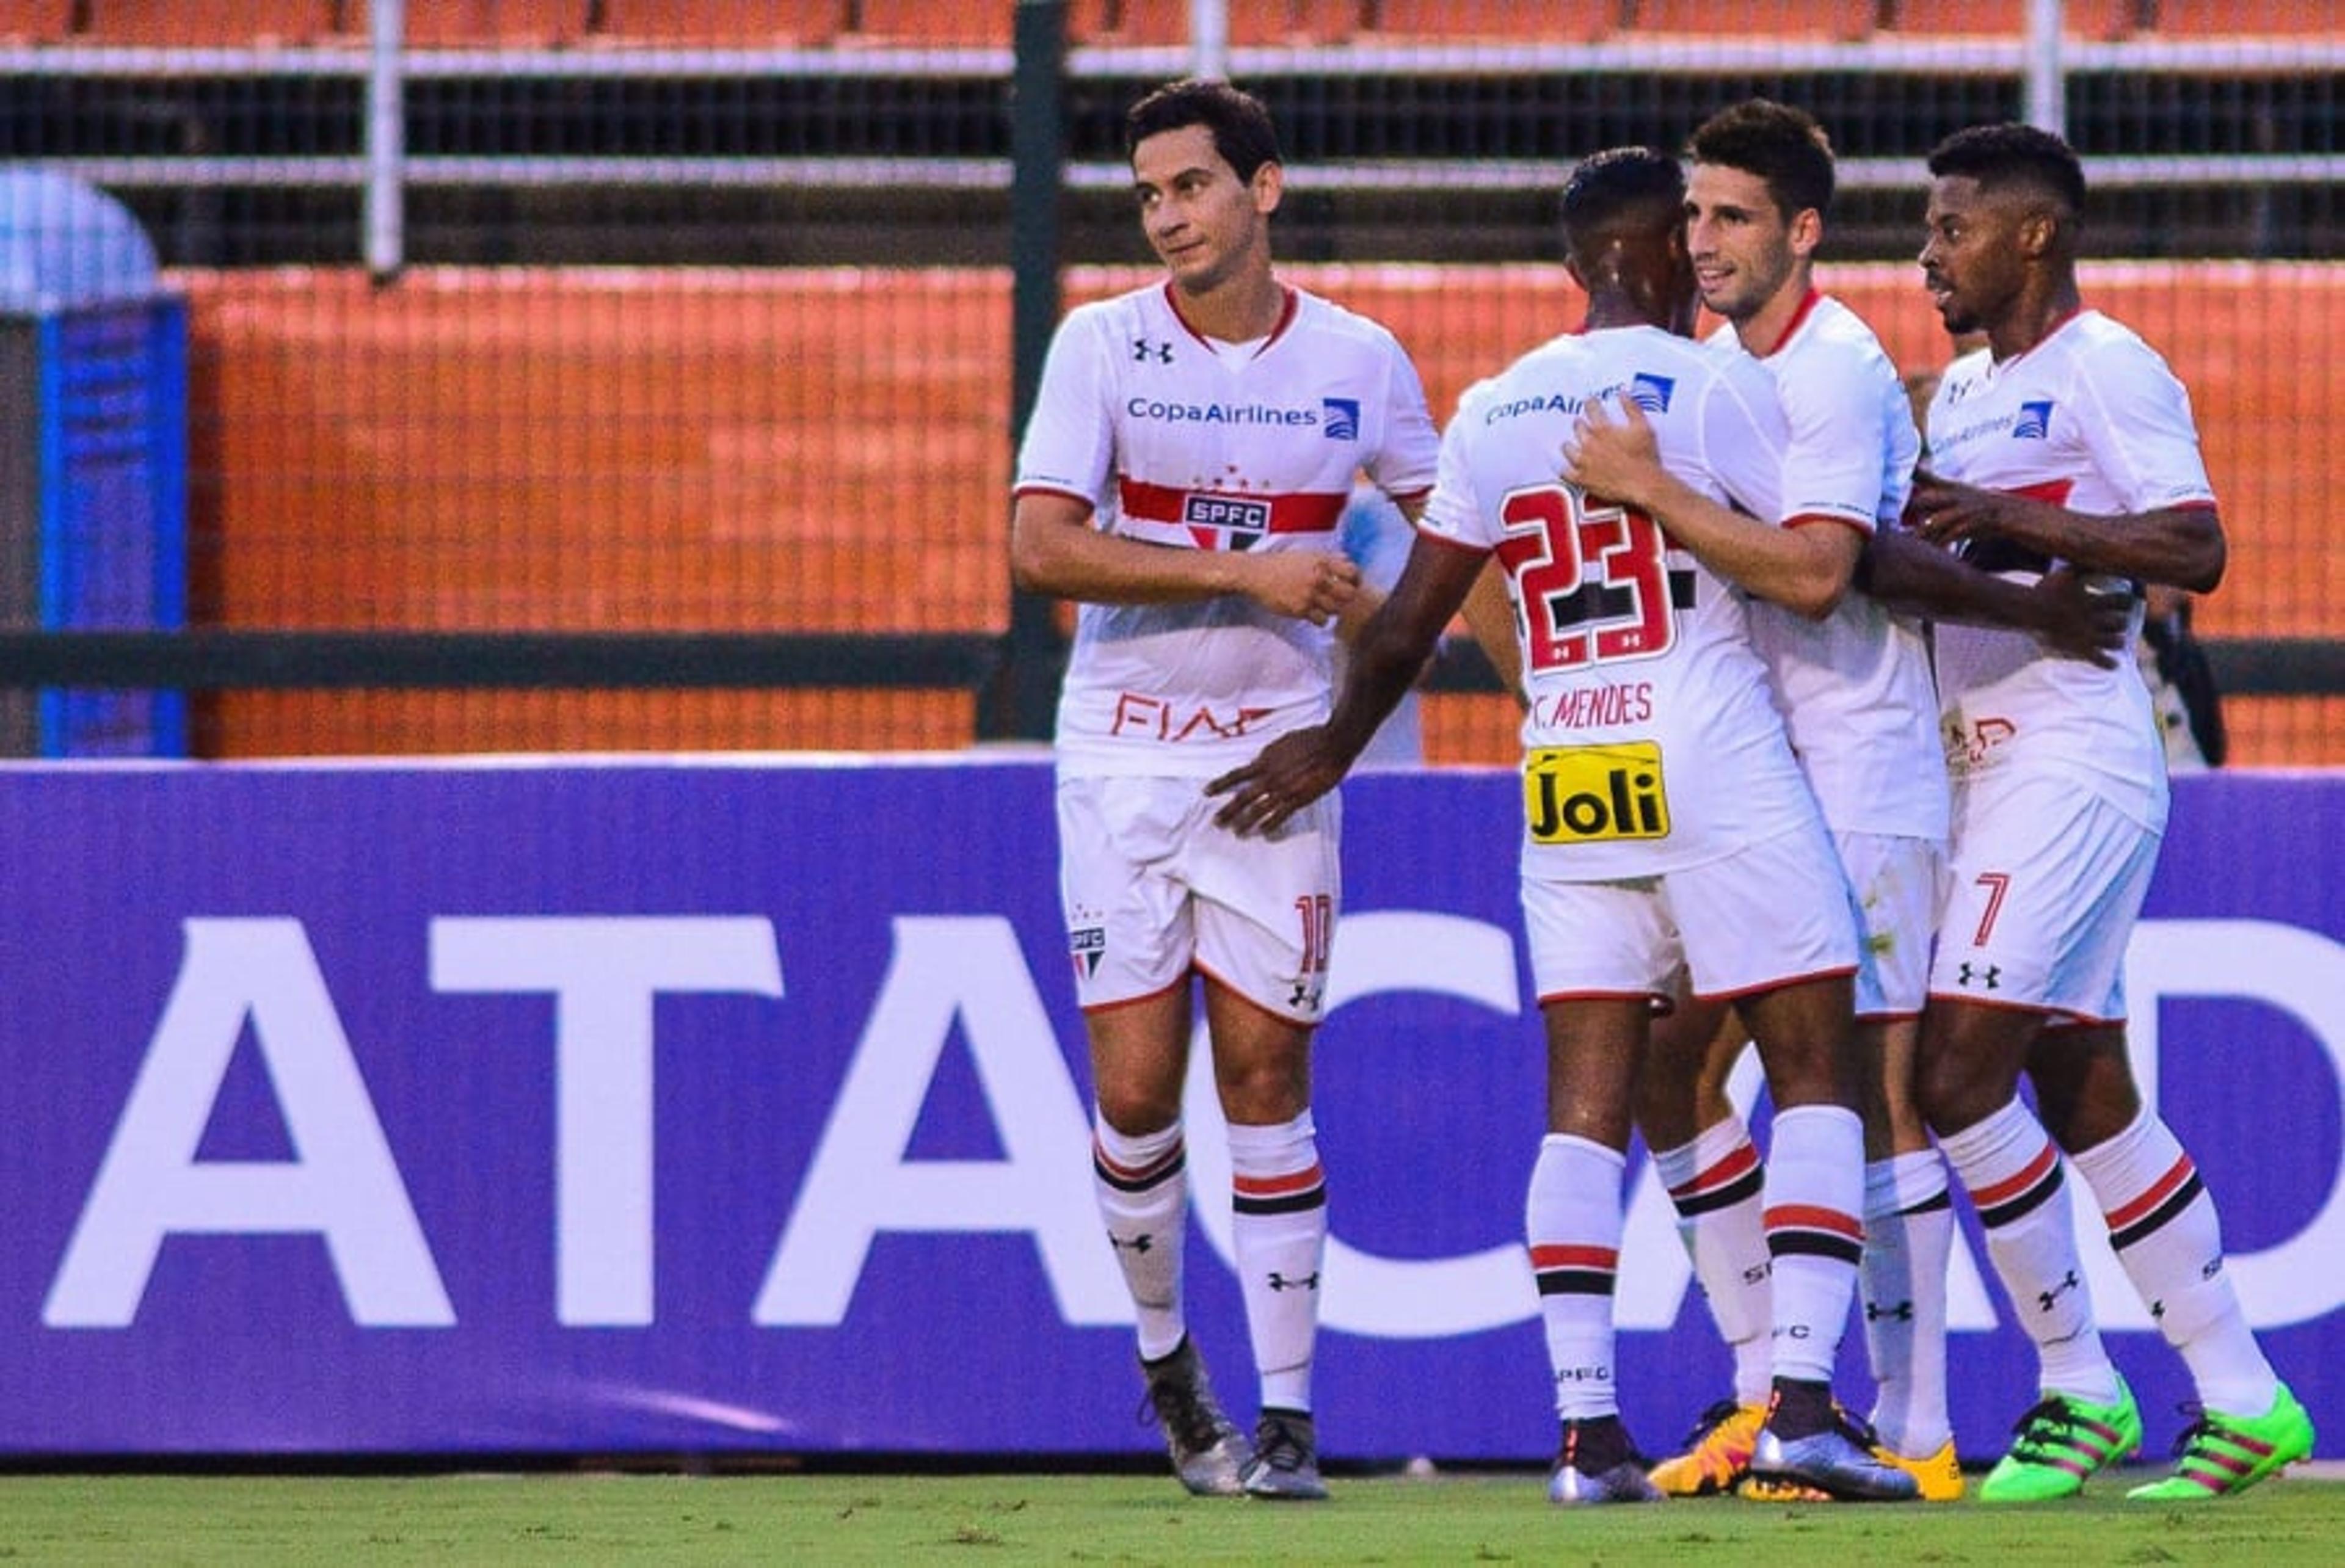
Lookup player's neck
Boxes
[1168,267,1287,346]
[1732,277,1818,358]
[1987,278,2084,363]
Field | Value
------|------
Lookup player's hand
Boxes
[1560,393,1661,508]
[1208,728,1347,838]
[1248,550,1361,626]
[2028,565,2135,669]
[1906,467,2026,548]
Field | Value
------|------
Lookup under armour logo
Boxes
[1288,981,1322,1011]
[1958,962,2002,990]
[1132,338,1173,363]
[1866,1299,1916,1323]
[1267,1271,1320,1292]
[1110,1233,1154,1254]
[2151,1298,2167,1321]
[2037,1269,2080,1312]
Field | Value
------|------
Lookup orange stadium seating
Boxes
[1228,0,1364,45]
[1620,1,1873,40]
[390,1,589,46]
[1357,1,1615,42]
[0,1,70,43]
[586,1,845,46]
[170,262,2340,761]
[2142,1,2340,37]
[1879,1,2139,37]
[69,1,347,45]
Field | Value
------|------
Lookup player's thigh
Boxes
[1670,826,1862,1003]
[1187,787,1342,1028]
[1519,873,1678,1010]
[1835,830,1943,1022]
[1055,775,1198,1012]
[1931,773,2159,1023]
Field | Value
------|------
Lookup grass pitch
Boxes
[0,1465,2338,1565]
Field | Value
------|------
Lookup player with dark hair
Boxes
[1563,98,2123,1503]
[1210,145,1915,1506]
[1009,76,1443,1502]
[1885,120,2314,1501]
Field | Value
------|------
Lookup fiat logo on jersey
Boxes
[1184,494,1271,535]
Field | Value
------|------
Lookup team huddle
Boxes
[1008,78,2315,1504]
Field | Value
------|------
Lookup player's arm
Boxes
[1904,471,2225,594]
[1210,533,1485,837]
[1011,490,1361,625]
[1858,527,2132,667]
[1562,393,1859,620]
[1458,556,1524,700]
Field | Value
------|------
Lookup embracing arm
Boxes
[1858,528,2131,667]
[1905,470,2226,594]
[1562,395,1858,620]
[1209,535,1488,836]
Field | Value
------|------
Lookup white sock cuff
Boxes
[1094,1112,1182,1170]
[1226,1109,1318,1176]
[1651,1112,1753,1191]
[1936,1096,2045,1172]
[1540,1131,1626,1173]
[1866,1149,1952,1219]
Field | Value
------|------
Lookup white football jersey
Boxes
[1725,292,1949,842]
[1016,282,1439,778]
[1420,322,1827,879]
[1925,310,2216,830]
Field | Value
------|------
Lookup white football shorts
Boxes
[1055,773,1341,1025]
[1928,768,2161,1024]
[1521,820,1862,1007]
[1837,830,1945,1022]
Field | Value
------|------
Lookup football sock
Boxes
[1940,1097,2122,1407]
[1861,1149,1957,1456]
[1092,1112,1189,1362]
[1527,1133,1626,1421]
[1761,1104,1865,1385]
[1229,1111,1328,1415]
[1652,1115,1773,1407]
[2071,1110,2279,1418]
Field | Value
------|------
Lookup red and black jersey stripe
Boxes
[1530,1243,1619,1298]
[1093,1138,1184,1194]
[2104,1153,2206,1252]
[1665,1139,1765,1219]
[1764,1203,1866,1266]
[1233,1162,1326,1217]
[1971,1141,2067,1230]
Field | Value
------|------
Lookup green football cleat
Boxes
[2126,1384,2316,1501]
[1977,1379,2143,1502]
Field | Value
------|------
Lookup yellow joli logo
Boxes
[1524,742,1670,843]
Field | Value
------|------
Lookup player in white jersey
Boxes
[1886,122,2312,1501]
[1211,147,1915,1506]
[1557,98,1962,1503]
[1009,79,1440,1503]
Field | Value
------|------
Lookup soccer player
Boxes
[1209,146,1916,1506]
[1008,77,1441,1502]
[1893,122,2314,1501]
[1560,100,2122,1503]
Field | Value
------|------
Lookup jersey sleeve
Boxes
[1696,360,1791,526]
[1365,335,1441,503]
[2071,335,2217,513]
[1415,387,1496,553]
[1776,354,1895,534]
[1013,305,1115,513]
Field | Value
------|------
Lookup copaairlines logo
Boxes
[1125,397,1319,427]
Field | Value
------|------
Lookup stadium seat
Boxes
[0,2,71,43]
[390,1,589,47]
[1358,0,1615,42]
[1621,0,1872,39]
[1066,0,1187,46]
[2142,1,2340,37]
[845,0,1011,45]
[71,2,346,46]
[587,1,846,47]
[1229,1,1365,45]
[1880,1,2139,38]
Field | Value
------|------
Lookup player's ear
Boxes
[1251,159,1285,217]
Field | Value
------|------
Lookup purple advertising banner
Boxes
[0,757,2335,1461]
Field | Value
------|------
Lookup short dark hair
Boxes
[1561,146,1686,257]
[1688,98,1834,220]
[1927,122,2087,217]
[1125,78,1282,184]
